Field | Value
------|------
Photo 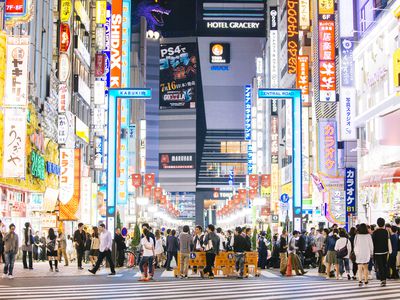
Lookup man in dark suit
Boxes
[73,223,86,270]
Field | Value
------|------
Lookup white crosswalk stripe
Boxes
[1,279,400,300]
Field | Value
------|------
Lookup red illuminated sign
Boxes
[5,0,25,14]
[319,20,335,61]
[59,23,71,53]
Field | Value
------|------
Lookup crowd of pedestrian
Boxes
[0,217,399,286]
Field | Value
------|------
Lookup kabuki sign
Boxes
[5,35,29,107]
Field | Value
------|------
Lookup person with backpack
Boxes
[334,229,351,279]
[46,228,59,272]
[200,224,220,279]
[325,228,339,279]
[138,228,155,281]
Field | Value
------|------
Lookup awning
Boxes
[360,167,400,186]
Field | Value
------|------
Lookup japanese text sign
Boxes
[318,119,337,177]
[345,167,357,215]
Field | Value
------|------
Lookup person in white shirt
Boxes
[88,224,116,275]
[154,230,164,268]
[139,228,155,281]
[216,227,226,251]
[334,230,352,280]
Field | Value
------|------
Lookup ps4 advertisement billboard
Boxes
[159,42,197,109]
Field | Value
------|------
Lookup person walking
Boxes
[245,228,252,251]
[165,230,179,271]
[114,228,126,267]
[88,224,116,276]
[316,229,326,274]
[22,222,33,270]
[325,229,339,279]
[258,231,269,269]
[66,235,74,263]
[354,223,374,286]
[73,223,86,270]
[372,218,391,286]
[388,225,399,279]
[84,232,92,264]
[335,230,351,280]
[216,228,226,252]
[155,230,164,268]
[138,228,155,281]
[57,230,68,266]
[279,230,288,276]
[32,231,40,262]
[2,224,18,279]
[349,227,358,280]
[288,231,306,276]
[0,227,4,264]
[47,228,59,272]
[233,226,247,279]
[200,224,220,279]
[192,225,204,274]
[89,227,100,267]
[179,225,193,278]
[39,233,47,261]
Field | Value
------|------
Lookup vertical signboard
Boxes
[318,0,336,103]
[318,119,338,177]
[110,0,122,88]
[287,0,299,74]
[340,88,356,141]
[59,148,75,204]
[340,39,354,88]
[247,144,253,174]
[2,108,26,178]
[269,6,279,87]
[244,85,252,141]
[299,0,310,29]
[345,167,357,227]
[4,35,29,106]
[297,55,309,102]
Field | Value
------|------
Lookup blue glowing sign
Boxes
[244,85,252,141]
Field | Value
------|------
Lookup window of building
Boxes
[220,141,248,154]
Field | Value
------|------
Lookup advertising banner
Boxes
[159,153,195,170]
[269,6,278,87]
[94,136,104,169]
[75,116,89,143]
[244,85,252,141]
[3,108,26,178]
[318,119,338,177]
[159,43,197,109]
[247,144,253,174]
[131,174,142,188]
[340,88,356,141]
[345,168,356,217]
[96,0,107,24]
[299,0,310,29]
[271,116,279,163]
[318,0,334,15]
[59,148,75,205]
[340,39,354,87]
[328,189,345,225]
[249,174,259,189]
[5,35,29,106]
[144,173,155,187]
[110,0,122,88]
[60,0,72,22]
[297,55,309,102]
[319,60,336,102]
[287,0,299,74]
[319,20,335,61]
[59,23,71,53]
[261,174,271,188]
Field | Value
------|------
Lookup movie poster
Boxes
[159,42,197,109]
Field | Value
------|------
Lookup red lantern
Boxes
[144,173,155,187]
[154,187,162,201]
[144,186,152,197]
[238,188,247,200]
[59,23,71,53]
[249,188,257,200]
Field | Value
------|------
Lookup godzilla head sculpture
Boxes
[133,0,171,31]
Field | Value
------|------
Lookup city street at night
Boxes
[0,0,400,299]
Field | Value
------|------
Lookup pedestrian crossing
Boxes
[1,278,399,300]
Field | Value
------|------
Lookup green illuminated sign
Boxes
[31,151,45,180]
